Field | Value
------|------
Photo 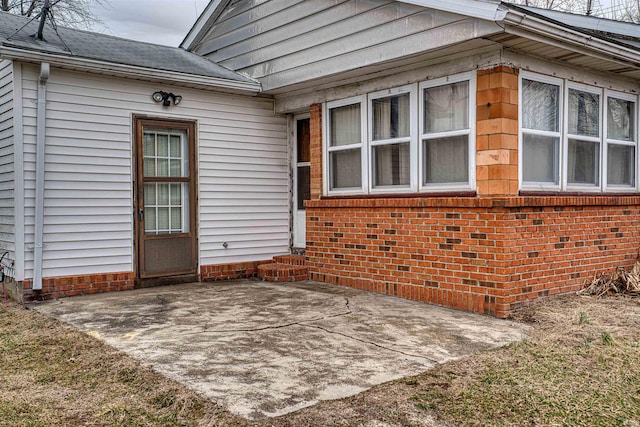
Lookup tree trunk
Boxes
[1,0,9,12]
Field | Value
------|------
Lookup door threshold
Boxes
[135,273,199,289]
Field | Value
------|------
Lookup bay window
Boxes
[520,71,638,192]
[324,72,475,195]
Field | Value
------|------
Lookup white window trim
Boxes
[603,89,638,192]
[367,84,417,194]
[519,71,564,192]
[324,95,367,196]
[564,81,604,192]
[418,71,476,193]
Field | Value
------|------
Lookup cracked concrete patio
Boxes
[33,279,528,419]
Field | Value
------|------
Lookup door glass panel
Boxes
[297,119,310,163]
[297,165,310,210]
[143,129,188,177]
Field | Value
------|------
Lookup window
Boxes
[326,96,365,193]
[520,71,638,192]
[420,76,474,189]
[521,76,562,187]
[324,73,475,195]
[368,85,416,192]
[605,91,637,189]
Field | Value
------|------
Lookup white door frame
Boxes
[293,113,310,248]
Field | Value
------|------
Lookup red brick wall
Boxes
[22,272,135,302]
[309,103,323,200]
[306,196,640,318]
[200,261,270,281]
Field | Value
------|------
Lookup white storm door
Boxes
[293,116,310,248]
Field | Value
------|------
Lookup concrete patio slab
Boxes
[33,279,528,419]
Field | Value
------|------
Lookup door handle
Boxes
[139,208,144,221]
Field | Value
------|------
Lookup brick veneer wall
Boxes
[306,197,640,318]
[22,272,135,302]
[200,261,270,281]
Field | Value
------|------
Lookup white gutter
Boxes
[0,46,261,94]
[502,9,640,70]
[33,62,49,291]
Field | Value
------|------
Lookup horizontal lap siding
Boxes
[21,65,288,279]
[0,60,15,263]
[194,0,494,90]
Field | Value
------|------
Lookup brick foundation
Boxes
[306,196,640,318]
[22,272,135,302]
[200,261,271,281]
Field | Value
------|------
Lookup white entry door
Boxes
[293,115,310,248]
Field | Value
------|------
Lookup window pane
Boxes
[522,134,559,184]
[522,79,560,132]
[144,208,156,233]
[157,158,169,177]
[143,133,155,156]
[157,207,170,230]
[608,97,635,142]
[423,135,468,184]
[170,183,182,205]
[170,135,181,157]
[143,158,156,177]
[423,81,468,134]
[157,183,169,205]
[569,89,600,137]
[170,159,181,177]
[297,118,311,163]
[296,165,310,210]
[144,183,156,205]
[170,207,182,232]
[330,148,361,189]
[330,104,361,147]
[372,93,410,140]
[157,134,169,157]
[608,144,635,186]
[373,143,410,187]
[568,139,600,185]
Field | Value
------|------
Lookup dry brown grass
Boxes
[0,301,247,427]
[2,295,640,426]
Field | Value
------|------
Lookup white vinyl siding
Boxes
[193,0,502,91]
[0,60,15,266]
[20,65,288,279]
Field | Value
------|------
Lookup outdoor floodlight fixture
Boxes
[152,91,182,107]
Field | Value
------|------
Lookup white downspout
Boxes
[33,62,49,291]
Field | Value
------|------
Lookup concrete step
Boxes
[257,262,309,282]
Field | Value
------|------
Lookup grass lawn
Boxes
[1,295,639,426]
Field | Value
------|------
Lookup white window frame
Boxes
[418,71,476,193]
[519,71,564,191]
[564,81,603,192]
[324,95,367,196]
[603,89,638,192]
[368,84,418,194]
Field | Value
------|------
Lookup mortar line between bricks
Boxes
[297,323,439,364]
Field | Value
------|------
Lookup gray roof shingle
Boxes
[0,11,255,83]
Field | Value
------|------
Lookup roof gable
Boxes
[181,0,506,50]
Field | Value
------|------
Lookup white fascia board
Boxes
[398,0,506,21]
[503,10,640,70]
[0,46,261,94]
[180,0,228,50]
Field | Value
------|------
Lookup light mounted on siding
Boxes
[152,91,182,107]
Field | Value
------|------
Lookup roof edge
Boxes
[181,0,229,51]
[0,45,262,93]
[502,7,640,70]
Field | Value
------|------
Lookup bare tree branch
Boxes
[1,0,108,29]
